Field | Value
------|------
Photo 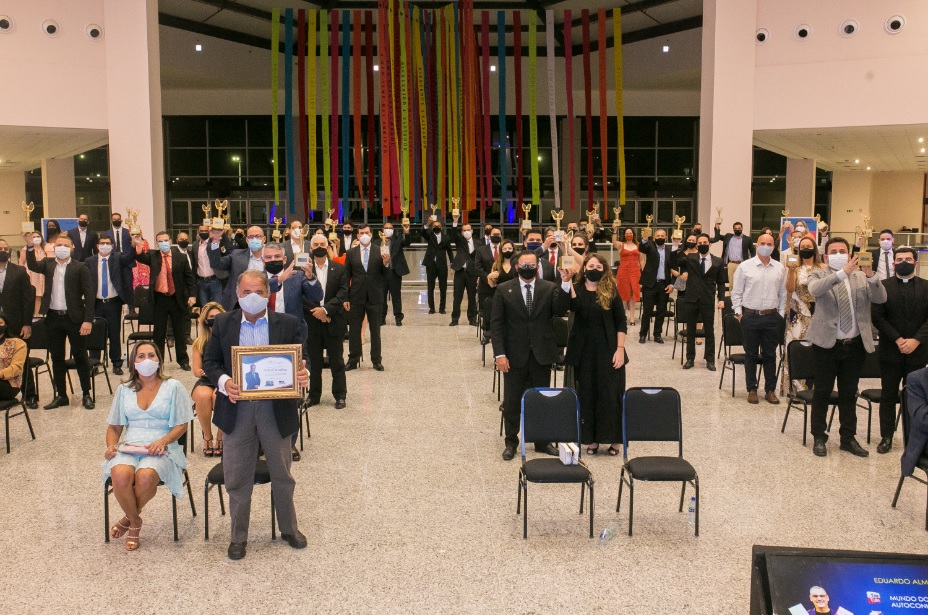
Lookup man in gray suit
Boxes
[806,237,887,458]
[207,225,267,311]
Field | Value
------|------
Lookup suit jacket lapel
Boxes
[230,309,242,348]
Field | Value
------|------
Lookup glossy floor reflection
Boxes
[0,292,922,613]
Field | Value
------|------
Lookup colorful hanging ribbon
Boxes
[546,10,560,211]
[414,9,428,209]
[284,9,295,216]
[528,13,539,206]
[564,10,575,211]
[351,11,364,209]
[330,10,340,217]
[270,8,280,209]
[365,11,376,210]
[297,9,308,218]
[307,11,318,211]
[319,10,331,212]
[497,11,507,216]
[598,9,609,208]
[581,10,593,212]
[614,8,626,205]
[513,11,523,211]
[341,12,350,209]
[481,11,491,216]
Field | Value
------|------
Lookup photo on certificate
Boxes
[231,344,303,400]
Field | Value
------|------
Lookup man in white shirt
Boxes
[194,223,223,305]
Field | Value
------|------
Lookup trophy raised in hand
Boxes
[21,201,35,234]
[716,207,723,226]
[612,205,622,230]
[272,217,283,241]
[429,203,439,222]
[815,213,829,235]
[451,197,460,219]
[202,202,212,226]
[642,214,653,241]
[127,208,141,236]
[325,207,338,241]
[401,201,410,226]
[587,202,600,227]
[551,209,565,242]
[856,214,874,268]
[673,215,686,241]
[521,203,532,231]
[213,199,228,231]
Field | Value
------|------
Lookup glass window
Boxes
[168,149,207,177]
[208,118,247,147]
[210,149,246,177]
[657,117,696,148]
[247,117,273,147]
[168,117,207,147]
[624,149,656,177]
[623,117,656,147]
[657,149,694,177]
[657,201,675,224]
[753,148,787,177]
[172,201,190,225]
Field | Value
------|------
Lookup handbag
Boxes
[117,443,151,456]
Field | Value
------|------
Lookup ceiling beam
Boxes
[570,14,701,55]
[567,0,684,27]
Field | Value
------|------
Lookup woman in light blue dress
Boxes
[102,342,194,551]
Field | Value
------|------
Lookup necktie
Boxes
[550,249,556,266]
[164,254,175,295]
[269,275,277,311]
[885,252,892,278]
[700,257,707,274]
[834,280,853,334]
[114,230,120,252]
[493,246,498,260]
[525,283,534,315]
[101,257,109,299]
[362,247,369,271]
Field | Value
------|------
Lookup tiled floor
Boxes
[0,291,923,613]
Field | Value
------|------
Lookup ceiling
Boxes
[0,126,108,173]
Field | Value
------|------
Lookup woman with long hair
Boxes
[20,231,46,316]
[102,341,193,551]
[44,219,62,244]
[488,239,516,287]
[192,301,224,456]
[565,252,628,455]
[612,226,642,325]
[782,234,824,390]
[132,231,150,289]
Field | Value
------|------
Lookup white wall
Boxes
[870,171,924,232]
[831,171,873,234]
[0,172,26,240]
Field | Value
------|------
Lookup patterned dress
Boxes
[782,264,818,391]
[132,239,150,289]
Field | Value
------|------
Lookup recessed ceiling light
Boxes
[854,159,860,164]
[866,166,871,171]
[373,64,379,71]
[920,137,925,143]
[490,65,496,72]
[922,148,926,154]
[662,45,669,53]
[195,43,202,52]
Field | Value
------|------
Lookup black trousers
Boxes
[0,379,19,401]
[741,312,782,393]
[502,354,552,449]
[152,292,189,365]
[879,355,924,438]
[425,265,447,311]
[46,312,91,397]
[451,268,477,322]
[307,324,347,402]
[640,284,669,337]
[382,270,404,322]
[811,338,866,442]
[685,301,715,361]
[348,301,381,364]
[90,299,124,368]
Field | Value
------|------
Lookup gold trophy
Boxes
[815,213,829,235]
[21,201,35,234]
[401,201,410,226]
[782,209,790,217]
[127,208,141,236]
[378,230,390,255]
[673,215,686,241]
[212,199,228,230]
[521,203,532,230]
[429,203,439,222]
[202,202,212,226]
[271,217,283,241]
[612,205,622,230]
[856,215,874,268]
[586,202,599,227]
[641,214,653,241]
[551,209,565,242]
[716,207,723,226]
[451,197,460,219]
[326,207,338,241]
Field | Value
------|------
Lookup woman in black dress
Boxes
[191,302,224,456]
[565,252,628,455]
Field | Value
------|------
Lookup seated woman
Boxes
[102,341,193,551]
[0,312,27,400]
[191,302,224,457]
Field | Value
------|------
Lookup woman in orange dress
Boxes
[132,233,151,289]
[612,227,642,325]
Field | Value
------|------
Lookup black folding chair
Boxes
[122,286,149,345]
[104,469,196,542]
[550,317,569,387]
[127,295,173,361]
[891,386,928,531]
[480,298,493,367]
[24,318,52,405]
[66,317,113,402]
[516,388,594,539]
[203,460,276,541]
[781,340,838,446]
[1,387,35,454]
[718,314,747,397]
[617,387,698,536]
[716,297,734,359]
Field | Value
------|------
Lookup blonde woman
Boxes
[19,232,45,316]
[783,235,823,390]
[192,301,224,457]
[565,252,628,456]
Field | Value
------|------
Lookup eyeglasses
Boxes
[246,235,263,240]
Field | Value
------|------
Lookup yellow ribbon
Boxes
[307,11,318,210]
[613,8,626,205]
[320,11,331,211]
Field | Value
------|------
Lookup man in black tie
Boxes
[84,236,136,376]
[422,217,453,314]
[871,247,928,454]
[25,234,95,410]
[638,229,674,344]
[491,251,572,460]
[305,234,349,409]
[0,240,36,340]
[338,221,355,256]
[380,220,412,326]
[679,233,727,370]
[345,224,389,371]
[66,213,98,262]
[449,214,478,326]
[516,230,557,282]
[102,212,133,261]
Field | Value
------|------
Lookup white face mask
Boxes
[794,226,806,235]
[827,253,849,271]
[291,228,302,239]
[756,245,774,258]
[880,239,893,251]
[462,230,472,240]
[238,292,269,315]
[32,237,42,246]
[54,246,71,260]
[135,359,159,377]
[358,234,372,246]
[384,228,394,238]
[98,244,113,256]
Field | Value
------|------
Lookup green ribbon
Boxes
[529,12,540,206]
[270,8,280,208]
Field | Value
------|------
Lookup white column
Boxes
[41,158,77,218]
[697,0,757,230]
[0,171,27,242]
[103,0,165,236]
[830,171,872,236]
[785,158,816,217]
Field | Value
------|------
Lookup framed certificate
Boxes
[231,344,302,400]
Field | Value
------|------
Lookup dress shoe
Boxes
[112,366,124,376]
[536,443,559,456]
[682,360,694,370]
[334,399,347,409]
[372,363,384,371]
[653,336,664,344]
[428,309,436,314]
[747,391,759,404]
[344,362,358,372]
[179,363,191,371]
[638,335,646,344]
[449,320,458,326]
[281,530,308,549]
[439,309,446,314]
[291,446,301,462]
[839,438,869,457]
[468,318,478,326]
[706,362,717,372]
[395,320,403,327]
[227,542,247,560]
[381,318,387,326]
[25,398,38,410]
[877,437,893,454]
[83,394,95,410]
[306,398,320,407]
[812,438,827,457]
[502,445,517,461]
[764,391,780,405]
[43,396,69,410]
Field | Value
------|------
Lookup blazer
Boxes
[509,252,558,283]
[207,245,261,310]
[871,276,928,364]
[25,249,95,323]
[450,226,478,273]
[102,227,133,260]
[203,309,303,437]
[0,263,36,337]
[474,243,498,292]
[345,242,388,306]
[422,227,454,271]
[679,253,727,305]
[305,259,350,337]
[192,236,231,282]
[565,285,629,367]
[66,227,99,262]
[806,267,887,352]
[639,240,675,290]
[337,232,355,256]
[135,248,197,308]
[710,228,755,263]
[268,273,324,337]
[245,370,261,390]
[490,277,569,368]
[384,229,412,277]
[84,251,137,305]
[282,239,308,263]
[903,366,928,476]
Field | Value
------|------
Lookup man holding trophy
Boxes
[638,214,675,344]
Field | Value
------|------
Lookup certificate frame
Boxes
[231,344,302,400]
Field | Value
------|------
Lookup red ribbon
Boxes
[598,9,609,210]
[481,11,491,217]
[297,10,308,218]
[581,10,592,212]
[377,0,392,216]
[564,10,575,211]
[365,11,376,210]
[514,11,524,210]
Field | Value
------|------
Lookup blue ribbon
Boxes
[341,11,351,208]
[497,11,508,221]
[284,9,296,215]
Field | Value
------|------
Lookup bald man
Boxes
[207,225,268,311]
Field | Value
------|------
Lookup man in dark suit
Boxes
[345,224,389,371]
[245,365,261,390]
[66,213,98,262]
[262,243,323,358]
[491,251,572,460]
[854,228,896,282]
[515,230,557,282]
[304,233,349,409]
[134,231,196,370]
[337,221,355,257]
[102,211,133,261]
[711,220,755,288]
[449,215,478,326]
[84,235,136,375]
[871,247,928,454]
[422,218,453,314]
[474,227,503,326]
[679,233,727,370]
[25,234,95,409]
[202,269,309,560]
[638,229,675,344]
[208,225,267,311]
[902,366,928,479]
[193,223,229,304]
[0,240,36,340]
[535,228,563,269]
[381,220,412,326]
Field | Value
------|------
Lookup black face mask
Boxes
[178,240,189,250]
[342,229,353,235]
[204,319,215,328]
[798,248,816,260]
[199,232,209,241]
[517,267,537,280]
[733,229,742,236]
[693,228,702,235]
[697,244,710,255]
[572,246,586,255]
[685,241,697,250]
[501,250,513,257]
[489,235,502,244]
[433,227,442,234]
[312,247,328,257]
[0,252,9,264]
[78,220,89,228]
[896,261,916,277]
[484,228,492,236]
[585,269,604,282]
[264,260,285,275]
[112,220,122,228]
[655,238,665,246]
